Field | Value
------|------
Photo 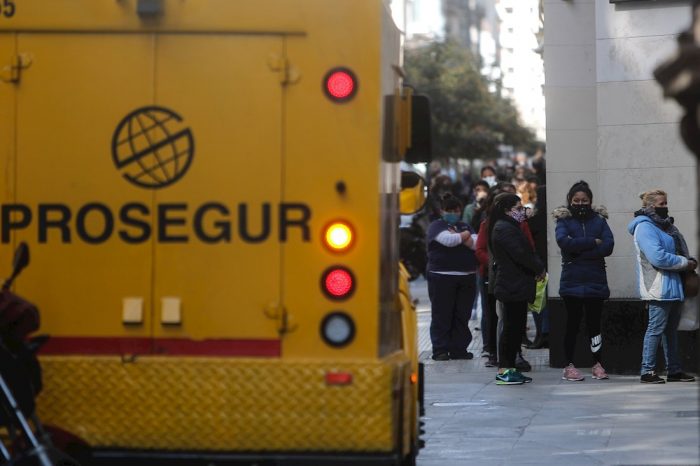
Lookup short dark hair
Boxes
[496,181,516,194]
[566,180,593,204]
[440,193,462,211]
[474,180,490,191]
[481,165,496,177]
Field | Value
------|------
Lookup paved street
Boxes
[411,277,700,466]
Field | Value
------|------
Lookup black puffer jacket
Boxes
[491,217,545,303]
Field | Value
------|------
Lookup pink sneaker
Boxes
[592,362,609,380]
[562,363,584,381]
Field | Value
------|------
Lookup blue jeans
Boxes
[641,301,682,375]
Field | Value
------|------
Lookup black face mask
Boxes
[570,205,591,219]
[654,207,669,219]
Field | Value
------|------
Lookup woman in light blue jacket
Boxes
[628,189,697,384]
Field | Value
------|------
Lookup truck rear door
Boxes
[151,34,283,354]
[7,32,283,355]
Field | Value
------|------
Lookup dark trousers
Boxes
[563,296,604,364]
[428,273,476,355]
[499,300,527,369]
[482,289,498,355]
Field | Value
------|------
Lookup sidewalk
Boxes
[411,277,700,466]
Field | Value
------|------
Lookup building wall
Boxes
[544,0,695,299]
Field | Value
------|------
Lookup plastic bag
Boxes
[678,295,699,331]
[528,273,548,314]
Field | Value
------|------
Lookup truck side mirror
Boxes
[399,171,427,215]
[405,94,432,164]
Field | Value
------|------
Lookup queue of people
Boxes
[425,168,697,385]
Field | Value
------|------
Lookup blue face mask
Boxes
[442,213,460,225]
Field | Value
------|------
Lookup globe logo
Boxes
[112,106,194,189]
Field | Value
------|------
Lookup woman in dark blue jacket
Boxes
[554,181,614,382]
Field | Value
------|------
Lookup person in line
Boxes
[480,165,498,188]
[476,183,534,370]
[628,189,697,383]
[463,180,490,326]
[475,186,506,366]
[527,185,549,349]
[427,175,454,221]
[426,193,478,361]
[462,180,490,231]
[490,193,545,385]
[553,181,614,381]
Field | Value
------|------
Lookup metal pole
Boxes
[0,374,52,466]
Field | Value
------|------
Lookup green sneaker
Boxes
[496,369,526,385]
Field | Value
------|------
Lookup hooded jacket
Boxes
[627,215,687,301]
[553,205,614,298]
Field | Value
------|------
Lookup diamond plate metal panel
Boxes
[37,356,406,452]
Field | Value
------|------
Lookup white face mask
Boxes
[483,176,496,187]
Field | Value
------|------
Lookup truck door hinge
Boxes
[1,53,33,84]
[264,302,298,337]
[267,54,300,85]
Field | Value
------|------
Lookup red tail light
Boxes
[325,371,353,386]
[321,266,355,300]
[323,68,358,102]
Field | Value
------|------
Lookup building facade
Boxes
[544,0,695,299]
[544,0,697,371]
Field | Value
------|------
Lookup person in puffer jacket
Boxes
[490,193,545,385]
[554,181,614,382]
[628,189,697,384]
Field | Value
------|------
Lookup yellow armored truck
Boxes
[0,1,430,464]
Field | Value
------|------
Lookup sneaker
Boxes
[431,352,449,361]
[449,351,474,360]
[480,350,490,358]
[515,353,531,372]
[592,362,609,380]
[496,369,526,385]
[562,364,584,381]
[485,354,498,367]
[640,372,665,384]
[667,372,696,382]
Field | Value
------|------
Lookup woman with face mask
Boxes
[628,189,696,384]
[489,193,545,385]
[425,193,478,361]
[553,180,614,382]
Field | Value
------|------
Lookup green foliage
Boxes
[405,41,538,159]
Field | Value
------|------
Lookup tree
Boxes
[405,41,538,159]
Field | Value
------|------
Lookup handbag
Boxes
[682,270,699,298]
[678,295,699,331]
[528,273,548,313]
